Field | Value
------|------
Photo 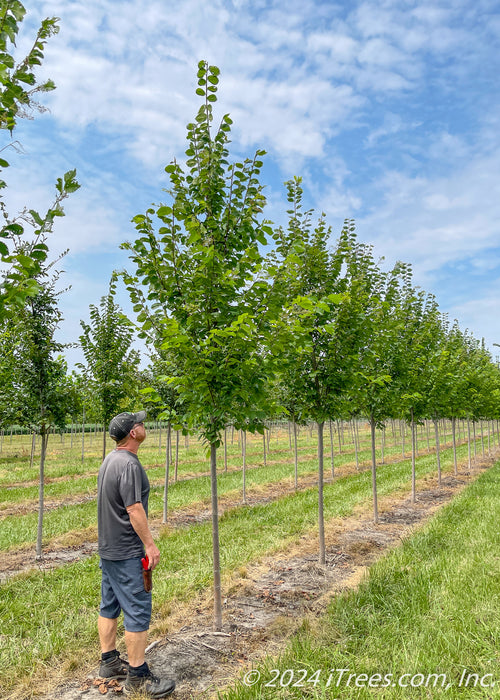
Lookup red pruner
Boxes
[141,555,152,592]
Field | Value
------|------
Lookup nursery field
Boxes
[0,420,498,699]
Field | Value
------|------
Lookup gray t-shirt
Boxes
[97,449,150,560]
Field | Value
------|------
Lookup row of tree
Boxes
[1,4,499,624]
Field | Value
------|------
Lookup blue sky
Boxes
[5,0,500,367]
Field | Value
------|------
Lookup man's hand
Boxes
[126,502,161,570]
[144,543,161,570]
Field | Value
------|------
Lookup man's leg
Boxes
[98,615,118,653]
[124,629,148,667]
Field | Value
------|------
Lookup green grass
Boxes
[0,441,480,696]
[0,431,474,552]
[221,461,500,700]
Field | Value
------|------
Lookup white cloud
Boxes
[22,0,483,174]
[357,135,500,286]
[448,282,500,353]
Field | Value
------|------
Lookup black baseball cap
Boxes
[109,410,147,441]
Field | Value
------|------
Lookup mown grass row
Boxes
[0,420,470,488]
[0,441,479,697]
[0,428,469,551]
[222,460,500,699]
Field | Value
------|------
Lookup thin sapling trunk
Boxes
[163,422,171,523]
[210,442,222,631]
[370,416,379,524]
[317,421,325,565]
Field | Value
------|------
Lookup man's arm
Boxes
[126,502,160,570]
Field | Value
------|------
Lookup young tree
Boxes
[266,183,362,564]
[78,277,140,459]
[14,259,77,557]
[390,272,441,501]
[140,353,183,522]
[349,252,404,523]
[122,62,274,630]
[1,1,78,315]
[0,315,19,429]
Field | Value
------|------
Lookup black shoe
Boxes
[99,651,129,679]
[125,667,175,697]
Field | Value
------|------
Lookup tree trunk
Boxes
[224,428,228,472]
[317,421,325,565]
[81,406,86,464]
[174,429,179,482]
[262,431,266,467]
[370,416,379,524]
[162,422,171,523]
[401,420,406,459]
[411,409,416,504]
[451,417,458,476]
[30,430,36,470]
[242,430,247,504]
[293,421,298,490]
[36,429,49,559]
[329,420,334,479]
[102,422,106,462]
[353,418,359,470]
[434,418,442,488]
[467,418,472,469]
[210,441,222,631]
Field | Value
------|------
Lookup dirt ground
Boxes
[43,455,497,700]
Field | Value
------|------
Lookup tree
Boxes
[390,270,441,501]
[122,62,274,630]
[78,277,140,460]
[349,251,405,523]
[140,353,183,522]
[0,1,58,133]
[265,181,361,564]
[0,314,19,429]
[14,257,77,557]
[0,1,78,315]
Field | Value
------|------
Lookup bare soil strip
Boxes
[44,456,497,700]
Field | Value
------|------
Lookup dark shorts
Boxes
[99,557,152,633]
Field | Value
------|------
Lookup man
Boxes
[97,410,175,698]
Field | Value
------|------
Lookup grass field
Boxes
[0,420,498,698]
[222,459,500,699]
